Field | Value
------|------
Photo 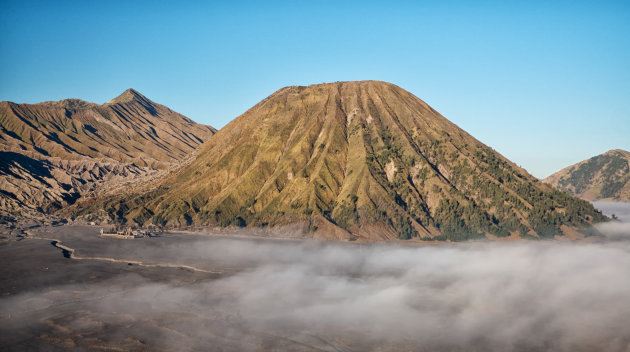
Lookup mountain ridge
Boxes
[544,149,630,201]
[0,89,215,226]
[0,88,214,167]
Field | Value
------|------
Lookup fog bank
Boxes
[592,201,630,241]
[2,233,630,351]
[593,201,630,222]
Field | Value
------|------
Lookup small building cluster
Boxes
[99,225,162,239]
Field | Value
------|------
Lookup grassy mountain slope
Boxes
[544,149,630,201]
[86,81,605,240]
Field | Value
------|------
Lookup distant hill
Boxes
[544,149,630,201]
[81,81,605,240]
[0,89,215,224]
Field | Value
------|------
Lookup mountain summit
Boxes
[107,88,151,105]
[88,81,605,240]
[544,149,630,201]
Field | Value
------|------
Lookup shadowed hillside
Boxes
[80,81,605,240]
[544,149,630,201]
[0,89,214,168]
[0,90,215,224]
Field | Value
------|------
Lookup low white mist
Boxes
[593,201,630,222]
[592,201,630,240]
[2,235,630,351]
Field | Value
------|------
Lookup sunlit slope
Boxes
[95,81,605,240]
[544,149,630,201]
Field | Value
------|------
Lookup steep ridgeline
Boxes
[0,89,215,223]
[88,81,605,241]
[544,149,630,201]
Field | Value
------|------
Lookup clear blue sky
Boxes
[2,0,629,178]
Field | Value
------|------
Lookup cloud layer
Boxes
[593,201,630,223]
[2,232,630,351]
